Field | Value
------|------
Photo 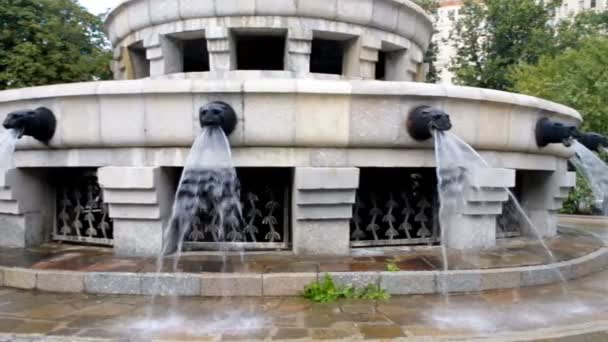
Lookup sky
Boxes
[79,0,120,14]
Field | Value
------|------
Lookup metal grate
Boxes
[183,168,291,251]
[351,168,439,247]
[53,170,113,246]
[497,173,523,239]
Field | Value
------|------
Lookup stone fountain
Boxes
[0,1,596,294]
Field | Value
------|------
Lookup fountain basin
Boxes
[0,78,583,255]
[0,227,604,296]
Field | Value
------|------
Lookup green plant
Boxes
[302,275,390,303]
[386,260,400,272]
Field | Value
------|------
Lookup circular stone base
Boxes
[1,228,606,297]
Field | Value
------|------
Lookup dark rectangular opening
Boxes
[310,38,344,75]
[375,51,387,80]
[179,167,293,250]
[352,168,438,247]
[182,38,210,72]
[128,42,150,78]
[52,168,114,246]
[236,34,286,70]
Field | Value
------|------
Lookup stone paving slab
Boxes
[2,268,608,341]
[0,229,606,297]
[0,246,605,297]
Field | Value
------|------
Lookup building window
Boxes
[182,38,210,72]
[235,31,286,70]
[310,38,345,75]
[591,0,597,7]
[375,51,387,80]
[579,0,585,9]
[128,42,150,79]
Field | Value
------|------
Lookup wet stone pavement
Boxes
[1,267,608,341]
[0,230,601,274]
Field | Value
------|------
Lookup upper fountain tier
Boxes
[103,0,434,81]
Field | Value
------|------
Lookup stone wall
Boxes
[104,0,433,81]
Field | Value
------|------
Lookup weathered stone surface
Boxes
[263,273,317,296]
[295,168,359,190]
[201,274,263,297]
[480,270,521,290]
[3,269,36,290]
[436,272,482,293]
[292,220,351,256]
[328,272,379,288]
[113,220,164,257]
[36,271,84,293]
[98,167,156,190]
[141,274,200,296]
[380,272,436,295]
[85,273,141,295]
[521,266,564,287]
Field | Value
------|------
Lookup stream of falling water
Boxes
[572,142,608,215]
[140,127,265,332]
[0,129,21,169]
[434,131,568,296]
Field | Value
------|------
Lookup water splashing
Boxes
[0,129,21,169]
[159,126,242,266]
[572,141,608,214]
[433,131,568,293]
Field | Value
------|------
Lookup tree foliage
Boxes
[510,36,608,134]
[0,0,112,90]
[449,0,559,90]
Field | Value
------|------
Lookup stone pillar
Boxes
[442,168,515,250]
[359,38,380,79]
[342,38,361,78]
[404,45,425,82]
[292,168,359,256]
[207,27,234,72]
[0,169,54,248]
[98,167,176,256]
[111,47,128,80]
[285,29,312,76]
[144,35,183,77]
[520,163,576,238]
[384,49,408,81]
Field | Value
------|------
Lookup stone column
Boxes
[404,45,425,82]
[384,49,408,81]
[207,27,234,72]
[292,168,359,256]
[98,167,176,256]
[111,47,128,80]
[0,168,54,248]
[442,168,515,249]
[520,163,576,238]
[359,37,381,79]
[285,29,312,76]
[144,35,183,77]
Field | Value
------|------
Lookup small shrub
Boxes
[302,274,390,303]
[386,260,400,272]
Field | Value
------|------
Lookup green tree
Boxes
[0,0,112,90]
[510,36,608,133]
[555,11,608,50]
[449,0,559,90]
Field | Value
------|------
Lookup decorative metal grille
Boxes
[53,170,113,246]
[183,168,291,250]
[351,169,439,247]
[497,173,523,239]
